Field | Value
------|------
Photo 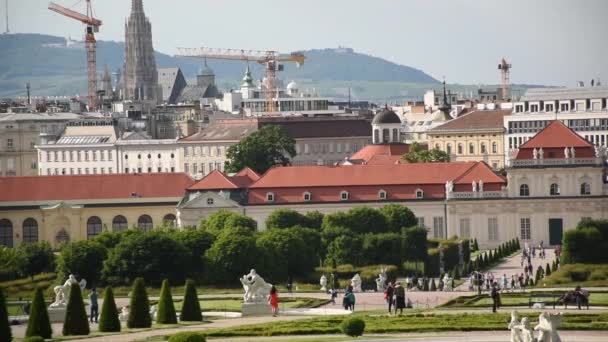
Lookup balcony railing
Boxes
[511,157,603,167]
[448,190,507,200]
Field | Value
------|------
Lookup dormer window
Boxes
[303,192,312,201]
[415,189,424,199]
[207,198,214,205]
[378,190,387,200]
[340,191,349,201]
[266,192,275,202]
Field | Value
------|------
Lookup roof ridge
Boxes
[519,120,592,149]
[450,162,481,183]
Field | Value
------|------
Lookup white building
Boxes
[505,86,608,165]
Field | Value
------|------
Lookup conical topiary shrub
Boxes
[0,288,11,342]
[454,267,461,280]
[430,278,437,291]
[156,279,177,324]
[26,288,52,339]
[422,278,429,291]
[62,283,90,336]
[99,286,121,332]
[551,260,557,273]
[180,279,202,322]
[545,263,552,277]
[127,278,151,328]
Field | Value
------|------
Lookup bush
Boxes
[17,241,55,279]
[265,209,309,229]
[562,226,606,264]
[204,210,256,235]
[99,286,120,332]
[168,332,206,342]
[257,228,311,281]
[180,279,202,322]
[172,229,215,281]
[430,278,437,291]
[156,279,177,324]
[362,233,401,266]
[62,282,90,336]
[22,337,45,342]
[379,204,417,233]
[325,235,363,266]
[545,263,552,276]
[204,227,258,285]
[340,317,365,337]
[0,288,11,342]
[26,288,52,339]
[127,278,151,328]
[58,240,107,287]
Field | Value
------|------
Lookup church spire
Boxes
[132,0,144,13]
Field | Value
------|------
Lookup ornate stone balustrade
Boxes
[448,190,506,200]
[511,157,603,168]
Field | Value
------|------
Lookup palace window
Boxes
[446,143,452,155]
[415,189,424,199]
[520,218,531,240]
[519,184,530,197]
[303,192,312,201]
[163,214,177,227]
[459,218,470,238]
[417,217,425,227]
[378,190,387,200]
[112,215,128,231]
[207,198,214,205]
[550,183,560,196]
[433,216,444,238]
[266,192,275,202]
[481,143,487,154]
[580,182,591,195]
[492,142,498,154]
[458,143,463,154]
[340,191,349,201]
[22,218,38,243]
[469,143,475,154]
[86,216,102,239]
[137,215,153,232]
[0,219,13,248]
[488,217,499,241]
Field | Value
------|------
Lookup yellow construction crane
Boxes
[49,0,102,110]
[175,47,305,112]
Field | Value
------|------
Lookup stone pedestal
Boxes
[241,302,272,316]
[47,306,67,322]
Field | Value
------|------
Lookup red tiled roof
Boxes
[231,168,261,188]
[452,162,506,184]
[188,171,239,191]
[519,120,593,149]
[429,109,510,132]
[249,162,505,189]
[348,144,410,164]
[0,173,194,203]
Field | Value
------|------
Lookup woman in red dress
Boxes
[268,285,279,316]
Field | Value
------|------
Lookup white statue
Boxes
[472,180,477,192]
[375,267,388,292]
[508,311,523,342]
[570,146,575,158]
[51,274,87,307]
[564,147,569,158]
[533,148,538,159]
[516,317,535,342]
[119,306,129,321]
[478,180,484,192]
[535,312,563,342]
[539,147,544,159]
[320,274,328,292]
[150,304,157,320]
[351,273,362,292]
[240,269,272,303]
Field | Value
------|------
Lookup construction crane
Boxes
[498,57,512,101]
[176,47,305,112]
[49,0,102,110]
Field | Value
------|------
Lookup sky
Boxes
[4,0,608,86]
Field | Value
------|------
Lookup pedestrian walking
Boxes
[89,288,99,323]
[394,282,406,315]
[343,286,356,311]
[268,285,279,316]
[385,282,395,314]
[491,282,500,313]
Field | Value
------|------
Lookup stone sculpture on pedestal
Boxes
[240,269,273,316]
[51,274,86,308]
[375,267,387,292]
[320,274,328,292]
[351,273,362,292]
[535,312,563,342]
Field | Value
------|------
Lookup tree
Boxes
[325,235,363,266]
[127,278,151,328]
[172,229,215,281]
[472,239,479,252]
[58,240,107,287]
[102,231,189,286]
[0,288,11,342]
[402,226,428,271]
[224,125,296,175]
[257,228,314,281]
[17,241,55,279]
[224,215,257,232]
[362,233,401,266]
[0,246,24,280]
[156,279,177,324]
[62,283,90,336]
[347,207,388,234]
[304,211,324,230]
[402,142,450,163]
[26,288,52,339]
[203,210,256,236]
[265,209,309,230]
[379,204,417,233]
[180,279,202,322]
[204,227,258,285]
[98,286,120,332]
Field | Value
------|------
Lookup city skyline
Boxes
[3,0,608,86]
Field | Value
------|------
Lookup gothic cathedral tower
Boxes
[123,0,158,103]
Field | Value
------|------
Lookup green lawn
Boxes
[0,272,57,299]
[542,264,608,287]
[440,291,608,308]
[172,297,329,312]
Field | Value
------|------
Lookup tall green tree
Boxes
[17,241,55,280]
[0,288,11,342]
[98,286,121,332]
[58,240,107,287]
[224,125,296,174]
[62,283,90,336]
[402,226,428,270]
[26,288,52,339]
[180,280,202,322]
[127,278,151,328]
[379,204,417,233]
[204,227,258,285]
[402,142,450,163]
[156,280,177,324]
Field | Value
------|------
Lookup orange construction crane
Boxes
[49,0,102,110]
[176,47,305,112]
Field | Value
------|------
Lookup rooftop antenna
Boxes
[4,0,9,34]
[26,82,31,105]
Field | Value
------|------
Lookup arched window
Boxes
[492,142,498,154]
[0,219,13,248]
[469,143,475,154]
[340,191,349,201]
[392,128,399,142]
[481,143,487,154]
[457,143,463,154]
[382,129,390,143]
[378,189,387,200]
[373,129,379,143]
[550,183,560,196]
[163,214,177,227]
[138,215,153,232]
[446,143,452,155]
[415,189,424,199]
[22,218,38,243]
[86,216,102,239]
[56,229,70,245]
[112,215,128,231]
[519,184,530,197]
[303,192,312,201]
[266,192,275,202]
[580,182,591,195]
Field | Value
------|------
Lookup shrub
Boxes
[472,239,479,252]
[325,235,363,266]
[423,278,430,291]
[23,337,45,342]
[98,286,120,332]
[204,227,258,285]
[172,229,215,281]
[156,279,177,324]
[257,228,312,281]
[378,204,417,233]
[168,332,206,342]
[340,317,365,337]
[545,263,552,277]
[204,210,255,235]
[0,288,11,342]
[265,209,309,229]
[17,241,55,279]
[362,233,401,266]
[180,279,202,322]
[430,278,437,291]
[127,278,151,328]
[58,240,107,287]
[62,283,90,336]
[26,288,52,339]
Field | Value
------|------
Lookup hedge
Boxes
[127,278,151,328]
[168,332,206,342]
[99,286,121,332]
[341,317,365,337]
[62,283,90,336]
[25,288,52,339]
[156,279,177,324]
[180,279,202,322]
